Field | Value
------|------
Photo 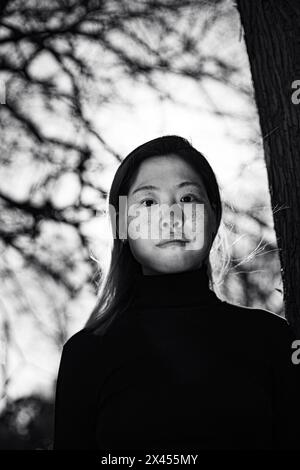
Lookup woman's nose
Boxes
[161,217,182,229]
[159,206,184,231]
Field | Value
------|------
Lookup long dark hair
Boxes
[84,135,229,336]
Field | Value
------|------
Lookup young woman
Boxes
[53,135,300,450]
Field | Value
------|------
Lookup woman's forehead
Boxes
[130,154,205,189]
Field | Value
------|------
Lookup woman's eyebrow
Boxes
[131,181,204,196]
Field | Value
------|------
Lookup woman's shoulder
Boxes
[57,328,108,388]
[220,299,295,339]
[62,327,103,357]
[217,300,298,366]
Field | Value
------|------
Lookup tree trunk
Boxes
[236,0,300,336]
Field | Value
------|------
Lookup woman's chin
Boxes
[144,258,195,274]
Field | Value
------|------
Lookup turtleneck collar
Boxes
[131,263,221,309]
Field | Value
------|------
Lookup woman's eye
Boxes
[140,195,202,205]
[141,198,156,207]
[180,194,201,203]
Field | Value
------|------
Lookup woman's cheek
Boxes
[184,203,205,234]
[127,204,153,241]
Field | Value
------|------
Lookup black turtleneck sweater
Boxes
[53,266,300,450]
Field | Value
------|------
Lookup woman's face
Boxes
[125,154,217,275]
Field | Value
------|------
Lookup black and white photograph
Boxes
[1,0,300,458]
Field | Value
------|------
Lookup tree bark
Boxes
[236,0,300,336]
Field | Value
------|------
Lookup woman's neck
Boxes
[131,264,220,309]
